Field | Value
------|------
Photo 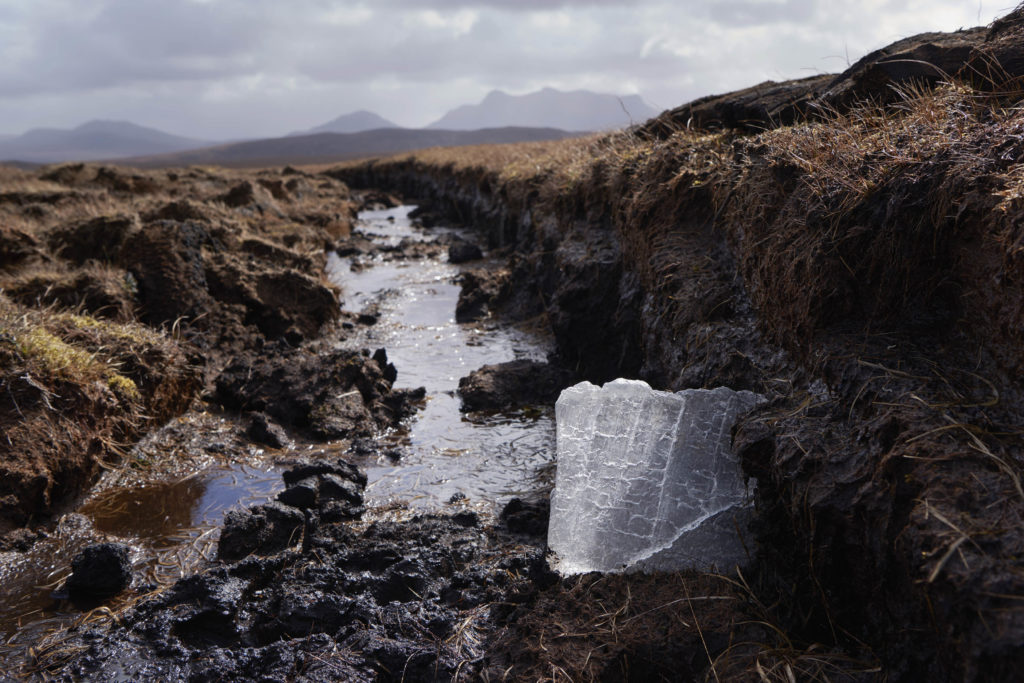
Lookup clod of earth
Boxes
[457,358,575,411]
[65,542,132,600]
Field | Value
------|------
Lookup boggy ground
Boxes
[0,161,864,681]
[331,9,1024,680]
[9,9,1024,682]
[0,161,395,539]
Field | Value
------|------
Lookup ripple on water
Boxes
[328,205,557,510]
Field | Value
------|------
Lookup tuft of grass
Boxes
[14,325,140,401]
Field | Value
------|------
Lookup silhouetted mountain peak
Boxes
[303,110,399,135]
[428,87,657,131]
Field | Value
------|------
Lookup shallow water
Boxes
[328,205,556,508]
[0,461,282,656]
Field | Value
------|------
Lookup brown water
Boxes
[0,461,282,660]
[1,204,556,665]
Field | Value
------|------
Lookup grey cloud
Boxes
[378,0,641,8]
[0,0,1007,139]
[709,0,820,27]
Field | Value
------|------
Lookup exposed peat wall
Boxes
[332,16,1024,675]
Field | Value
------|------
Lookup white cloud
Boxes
[0,0,1011,138]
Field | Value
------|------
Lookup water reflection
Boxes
[329,205,557,509]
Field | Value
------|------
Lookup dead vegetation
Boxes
[0,161,360,535]
[330,9,1024,678]
[485,571,879,682]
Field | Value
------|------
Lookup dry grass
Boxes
[485,571,879,682]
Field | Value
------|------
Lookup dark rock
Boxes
[203,254,339,342]
[502,497,550,537]
[355,189,401,211]
[218,502,305,562]
[639,27,989,137]
[409,204,444,227]
[639,74,833,137]
[282,458,367,489]
[372,347,397,384]
[257,178,289,201]
[120,219,212,326]
[219,181,257,208]
[458,359,574,411]
[318,473,363,506]
[822,28,986,110]
[144,199,210,223]
[320,500,365,523]
[56,512,547,681]
[277,479,318,509]
[452,511,479,527]
[214,348,406,439]
[448,240,483,263]
[455,268,508,323]
[247,412,288,449]
[67,542,132,599]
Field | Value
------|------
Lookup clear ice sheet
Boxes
[547,379,764,574]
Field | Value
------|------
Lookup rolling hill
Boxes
[0,120,210,164]
[118,126,582,168]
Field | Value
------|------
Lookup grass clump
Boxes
[12,318,140,401]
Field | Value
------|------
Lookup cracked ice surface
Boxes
[547,379,764,574]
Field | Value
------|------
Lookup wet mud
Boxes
[331,16,1024,677]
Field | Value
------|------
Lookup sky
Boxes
[0,0,1013,140]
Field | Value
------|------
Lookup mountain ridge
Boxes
[0,120,209,164]
[428,87,657,131]
[116,126,583,168]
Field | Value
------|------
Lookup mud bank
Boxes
[330,12,1024,680]
[0,163,366,536]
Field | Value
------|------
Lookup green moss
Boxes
[16,326,139,401]
[107,373,140,400]
[17,327,105,381]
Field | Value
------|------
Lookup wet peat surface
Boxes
[0,206,564,679]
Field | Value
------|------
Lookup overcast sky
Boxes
[0,1,1012,140]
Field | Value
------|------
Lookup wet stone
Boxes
[320,500,365,523]
[218,502,305,562]
[458,359,575,411]
[448,240,483,263]
[247,412,288,449]
[67,542,132,599]
[502,497,550,537]
[277,479,318,509]
[318,472,363,506]
[282,458,367,488]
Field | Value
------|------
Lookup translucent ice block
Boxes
[547,379,764,574]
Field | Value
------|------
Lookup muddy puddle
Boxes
[1,204,556,663]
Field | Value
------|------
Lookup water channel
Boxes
[0,204,556,663]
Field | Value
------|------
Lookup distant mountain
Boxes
[0,120,210,164]
[301,110,399,135]
[119,127,582,169]
[428,88,658,131]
